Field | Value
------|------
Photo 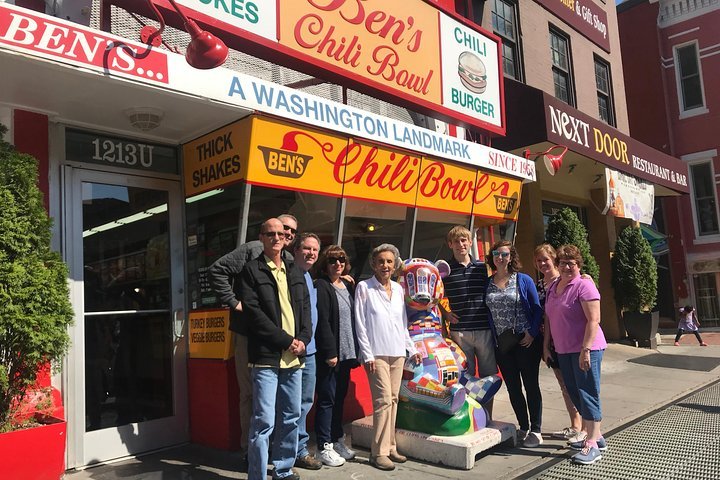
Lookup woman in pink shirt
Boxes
[544,245,607,466]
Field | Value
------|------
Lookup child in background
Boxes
[674,305,708,346]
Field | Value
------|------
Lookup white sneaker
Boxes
[567,431,587,444]
[523,432,543,448]
[333,441,356,460]
[552,427,579,440]
[320,443,345,467]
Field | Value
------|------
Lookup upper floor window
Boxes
[455,0,485,25]
[675,43,706,113]
[549,28,575,106]
[492,0,522,80]
[594,56,615,126]
[690,161,719,236]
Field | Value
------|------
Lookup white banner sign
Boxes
[602,168,654,224]
[0,3,535,181]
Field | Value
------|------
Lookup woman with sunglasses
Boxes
[313,245,359,467]
[485,240,544,448]
[543,244,607,465]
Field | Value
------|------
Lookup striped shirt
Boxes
[444,258,490,331]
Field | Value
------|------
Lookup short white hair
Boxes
[370,243,402,271]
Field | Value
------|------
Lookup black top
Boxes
[314,276,358,362]
[443,257,491,331]
[239,254,311,367]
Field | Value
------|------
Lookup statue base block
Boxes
[350,415,516,470]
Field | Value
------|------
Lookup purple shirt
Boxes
[545,275,607,354]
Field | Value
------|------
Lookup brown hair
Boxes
[488,240,522,272]
[556,244,583,268]
[446,225,472,244]
[315,245,351,277]
[533,243,558,268]
[291,233,320,254]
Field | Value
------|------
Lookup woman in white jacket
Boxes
[354,243,420,472]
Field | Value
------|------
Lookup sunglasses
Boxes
[328,256,346,264]
[261,231,284,238]
[283,225,297,235]
[491,251,510,258]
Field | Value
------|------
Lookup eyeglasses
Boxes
[328,256,346,264]
[491,251,510,258]
[559,261,578,268]
[261,231,284,238]
[283,225,297,235]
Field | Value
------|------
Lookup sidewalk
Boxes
[66,337,720,480]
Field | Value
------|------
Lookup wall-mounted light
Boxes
[141,0,229,69]
[365,223,377,233]
[524,145,569,176]
[125,107,164,131]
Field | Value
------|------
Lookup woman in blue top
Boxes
[485,240,544,448]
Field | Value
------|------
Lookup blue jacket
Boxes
[484,272,544,339]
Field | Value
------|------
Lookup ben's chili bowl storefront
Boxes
[0,1,535,468]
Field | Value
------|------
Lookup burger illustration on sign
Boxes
[457,51,487,94]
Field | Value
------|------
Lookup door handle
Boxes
[173,308,185,340]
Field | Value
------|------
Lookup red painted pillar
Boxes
[13,110,50,211]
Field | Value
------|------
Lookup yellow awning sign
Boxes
[183,115,521,220]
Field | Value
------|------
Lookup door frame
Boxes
[62,166,188,468]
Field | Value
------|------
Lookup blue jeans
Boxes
[558,350,603,422]
[315,359,353,445]
[248,366,302,480]
[297,354,317,458]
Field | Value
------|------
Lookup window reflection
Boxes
[413,209,470,262]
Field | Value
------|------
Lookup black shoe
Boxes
[295,454,322,470]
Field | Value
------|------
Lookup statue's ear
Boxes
[435,259,451,278]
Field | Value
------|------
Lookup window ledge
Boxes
[679,107,709,120]
[693,234,720,245]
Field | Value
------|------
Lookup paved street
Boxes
[67,333,720,480]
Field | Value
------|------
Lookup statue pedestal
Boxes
[350,415,516,470]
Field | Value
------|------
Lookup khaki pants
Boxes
[366,356,405,456]
[234,333,252,452]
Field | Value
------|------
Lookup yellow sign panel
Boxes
[471,170,522,221]
[278,0,442,105]
[341,139,421,207]
[245,117,348,197]
[416,157,477,214]
[183,121,251,197]
[188,309,233,360]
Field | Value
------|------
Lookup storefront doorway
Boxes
[63,168,188,468]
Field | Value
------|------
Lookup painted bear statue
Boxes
[396,258,502,436]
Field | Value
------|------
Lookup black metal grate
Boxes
[532,382,720,480]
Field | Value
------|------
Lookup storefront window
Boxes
[186,184,245,311]
[245,185,340,248]
[413,209,470,262]
[341,199,409,281]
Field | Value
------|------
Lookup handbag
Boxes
[496,276,523,355]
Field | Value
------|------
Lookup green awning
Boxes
[640,224,668,256]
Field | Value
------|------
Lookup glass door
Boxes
[63,168,188,467]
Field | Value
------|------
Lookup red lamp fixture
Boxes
[524,145,569,176]
[141,0,229,69]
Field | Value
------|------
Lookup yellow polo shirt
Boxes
[266,256,302,369]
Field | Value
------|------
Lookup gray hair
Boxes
[370,243,402,271]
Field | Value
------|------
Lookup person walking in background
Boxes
[675,305,708,346]
[441,226,497,417]
[485,240,544,448]
[313,245,359,467]
[544,245,607,465]
[209,213,298,470]
[535,244,582,441]
[240,218,311,480]
[291,233,324,471]
[354,243,420,472]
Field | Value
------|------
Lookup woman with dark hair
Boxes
[535,244,582,440]
[313,245,359,466]
[485,240,544,447]
[544,244,607,465]
[354,243,420,471]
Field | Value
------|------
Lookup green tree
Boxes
[545,207,600,284]
[611,225,657,312]
[0,124,73,431]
